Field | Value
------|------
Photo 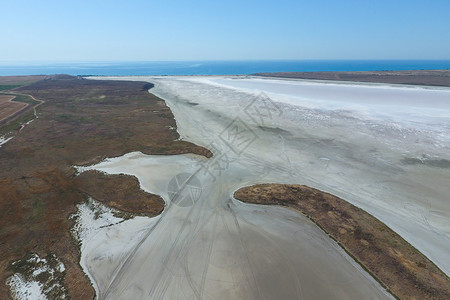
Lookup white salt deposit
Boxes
[0,135,13,147]
[70,197,161,297]
[7,275,46,300]
[7,253,67,300]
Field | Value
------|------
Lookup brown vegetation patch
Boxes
[234,184,450,300]
[0,75,211,299]
[254,70,450,87]
[76,170,164,216]
[0,96,27,122]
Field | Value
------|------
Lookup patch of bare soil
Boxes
[254,70,450,87]
[0,75,211,299]
[234,184,450,300]
[0,96,27,122]
[0,95,15,102]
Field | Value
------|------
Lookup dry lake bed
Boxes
[74,76,449,299]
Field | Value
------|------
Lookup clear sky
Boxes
[2,0,450,62]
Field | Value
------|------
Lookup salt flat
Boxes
[79,76,450,299]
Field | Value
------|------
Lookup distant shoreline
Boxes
[253,69,450,87]
[1,60,450,77]
[2,69,450,88]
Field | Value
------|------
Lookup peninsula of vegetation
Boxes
[234,184,450,300]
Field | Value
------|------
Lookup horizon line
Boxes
[2,58,450,65]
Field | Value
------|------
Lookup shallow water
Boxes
[80,76,450,299]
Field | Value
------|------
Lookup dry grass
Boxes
[235,184,450,300]
[76,170,165,216]
[0,95,27,121]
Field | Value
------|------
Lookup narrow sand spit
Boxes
[78,76,449,299]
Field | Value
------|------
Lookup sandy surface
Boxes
[77,153,392,300]
[79,75,450,299]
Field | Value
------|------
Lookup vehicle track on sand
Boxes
[102,169,205,299]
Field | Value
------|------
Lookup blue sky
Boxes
[2,0,450,62]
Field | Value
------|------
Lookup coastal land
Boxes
[0,75,210,299]
[0,95,27,123]
[0,76,45,134]
[234,184,450,300]
[254,69,450,87]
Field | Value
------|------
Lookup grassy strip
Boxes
[0,92,40,106]
[0,76,48,90]
[10,94,40,106]
[0,109,35,135]
[0,93,39,131]
[234,184,450,300]
[0,85,22,91]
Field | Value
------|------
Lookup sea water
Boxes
[1,60,450,76]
